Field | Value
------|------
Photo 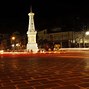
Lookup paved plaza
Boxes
[0,52,89,89]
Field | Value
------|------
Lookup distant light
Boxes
[12,37,15,40]
[85,31,89,35]
[16,43,20,47]
[12,44,15,47]
[0,50,4,54]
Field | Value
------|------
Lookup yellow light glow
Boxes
[11,44,15,47]
[12,37,15,40]
[0,50,4,54]
[16,43,20,47]
[85,31,89,35]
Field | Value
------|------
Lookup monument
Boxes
[26,7,38,52]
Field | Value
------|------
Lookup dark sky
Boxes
[0,0,89,33]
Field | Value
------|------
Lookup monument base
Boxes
[27,43,38,53]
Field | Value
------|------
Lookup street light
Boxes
[85,31,89,35]
[82,31,89,48]
[11,36,16,51]
[12,36,15,40]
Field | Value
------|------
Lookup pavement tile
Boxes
[0,86,16,89]
[1,82,15,87]
[16,83,34,89]
[17,87,34,89]
[60,85,80,89]
[27,79,49,85]
[80,78,89,82]
[33,83,60,89]
[78,83,89,88]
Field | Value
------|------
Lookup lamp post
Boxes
[83,31,89,48]
[85,31,89,47]
[11,36,16,51]
[82,25,87,48]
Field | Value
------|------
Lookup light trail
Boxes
[0,51,89,59]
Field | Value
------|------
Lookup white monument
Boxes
[26,7,38,52]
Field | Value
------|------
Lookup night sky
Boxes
[0,0,89,34]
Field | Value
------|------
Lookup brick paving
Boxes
[0,52,89,89]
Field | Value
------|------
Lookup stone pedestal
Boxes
[27,31,38,52]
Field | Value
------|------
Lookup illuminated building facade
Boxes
[37,29,89,49]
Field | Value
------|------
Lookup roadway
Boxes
[0,51,89,89]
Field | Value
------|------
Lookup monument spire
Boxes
[26,6,38,52]
[30,5,32,12]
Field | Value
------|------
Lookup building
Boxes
[37,28,89,50]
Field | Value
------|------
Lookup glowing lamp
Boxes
[85,31,89,35]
